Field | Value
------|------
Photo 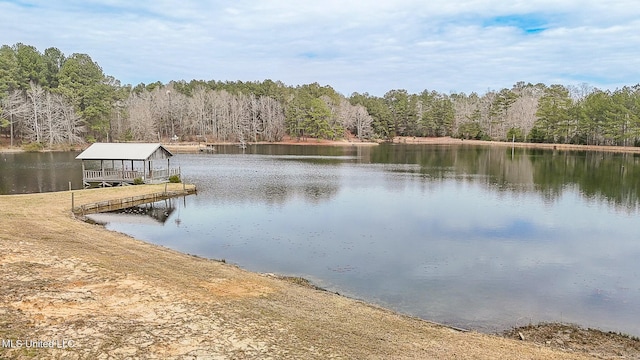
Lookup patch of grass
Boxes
[169,174,181,183]
[22,142,44,152]
[278,276,326,291]
[603,329,640,342]
[504,322,640,358]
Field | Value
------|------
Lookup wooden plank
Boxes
[73,188,197,216]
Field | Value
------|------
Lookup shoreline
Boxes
[3,136,640,154]
[164,136,640,155]
[163,136,380,153]
[390,136,640,153]
[1,185,637,358]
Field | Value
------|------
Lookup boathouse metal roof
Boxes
[75,143,173,161]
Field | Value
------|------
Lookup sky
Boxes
[1,0,639,96]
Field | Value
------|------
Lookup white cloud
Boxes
[1,0,639,95]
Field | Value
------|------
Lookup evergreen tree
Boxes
[57,53,114,141]
[534,85,572,143]
[0,45,20,95]
[13,43,46,90]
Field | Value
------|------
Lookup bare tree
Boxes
[509,85,543,141]
[120,85,287,143]
[230,93,251,144]
[127,92,156,141]
[1,90,28,146]
[450,84,543,141]
[249,94,262,142]
[24,82,44,143]
[6,83,84,146]
[451,92,478,136]
[186,85,208,139]
[258,96,285,141]
[336,98,373,139]
[352,104,373,139]
[57,94,84,144]
[213,90,232,140]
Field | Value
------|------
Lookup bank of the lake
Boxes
[0,185,617,359]
[390,136,640,153]
[4,135,640,155]
[164,136,640,154]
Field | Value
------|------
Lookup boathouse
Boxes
[76,143,179,187]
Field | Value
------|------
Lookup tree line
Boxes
[1,43,640,148]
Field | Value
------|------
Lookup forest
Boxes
[2,43,640,148]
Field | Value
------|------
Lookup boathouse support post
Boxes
[81,161,86,186]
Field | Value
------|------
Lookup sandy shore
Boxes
[0,147,25,153]
[163,136,379,153]
[164,136,640,155]
[3,136,640,155]
[390,136,640,153]
[131,137,640,155]
[2,184,634,359]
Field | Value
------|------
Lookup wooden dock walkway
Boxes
[72,186,197,216]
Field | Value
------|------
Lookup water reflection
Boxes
[177,144,640,213]
[179,154,341,206]
[87,201,177,225]
[386,146,640,212]
[0,151,82,194]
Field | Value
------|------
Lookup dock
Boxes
[200,143,217,153]
[72,186,196,216]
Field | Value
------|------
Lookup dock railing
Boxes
[83,167,180,184]
[148,167,181,181]
[72,186,196,216]
[83,169,144,181]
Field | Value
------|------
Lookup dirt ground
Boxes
[504,323,640,359]
[164,135,640,155]
[162,135,379,153]
[1,185,639,359]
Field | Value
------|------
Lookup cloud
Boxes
[1,0,639,95]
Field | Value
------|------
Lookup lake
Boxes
[2,144,639,336]
[0,151,82,194]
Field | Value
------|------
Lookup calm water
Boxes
[3,145,640,335]
[0,151,82,194]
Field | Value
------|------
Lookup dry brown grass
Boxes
[0,185,623,359]
[505,323,640,359]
